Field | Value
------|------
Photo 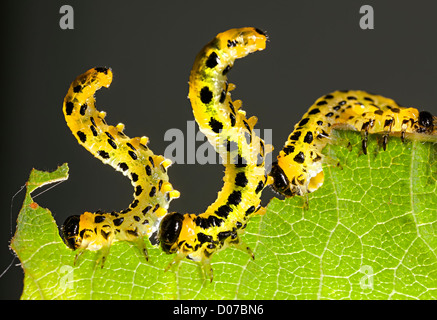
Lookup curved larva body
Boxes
[61,67,180,265]
[159,28,272,280]
[270,90,437,197]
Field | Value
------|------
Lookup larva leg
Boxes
[232,240,255,260]
[95,243,111,269]
[133,237,149,262]
[201,258,214,283]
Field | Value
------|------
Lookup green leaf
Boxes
[11,131,437,299]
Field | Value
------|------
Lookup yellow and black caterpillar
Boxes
[61,67,180,266]
[158,27,273,281]
[270,90,437,197]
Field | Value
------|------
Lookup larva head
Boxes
[269,161,294,197]
[159,212,185,254]
[62,215,81,249]
[418,111,434,130]
[216,27,267,59]
[159,212,197,255]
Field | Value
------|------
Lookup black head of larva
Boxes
[418,111,433,128]
[61,215,81,249]
[159,212,184,254]
[269,162,293,197]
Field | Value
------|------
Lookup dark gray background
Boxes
[1,0,436,299]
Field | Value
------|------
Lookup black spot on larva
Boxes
[304,131,313,144]
[255,28,266,36]
[227,191,242,206]
[230,113,236,126]
[222,65,231,75]
[73,85,82,93]
[195,215,223,228]
[339,100,346,106]
[316,120,323,126]
[90,117,96,127]
[145,165,152,176]
[149,156,155,167]
[418,111,433,128]
[227,39,237,48]
[384,118,394,128]
[216,205,232,219]
[128,150,138,160]
[119,162,128,171]
[97,150,110,159]
[79,103,87,116]
[316,100,327,106]
[308,108,320,115]
[255,180,264,194]
[229,101,236,114]
[364,97,374,102]
[347,96,357,100]
[283,145,295,155]
[126,143,136,151]
[142,205,152,215]
[235,172,248,187]
[131,172,139,182]
[218,231,232,242]
[325,112,334,118]
[133,216,140,222]
[391,107,400,113]
[317,129,329,139]
[90,125,98,137]
[113,217,124,227]
[200,86,213,104]
[245,206,255,216]
[65,102,74,115]
[313,153,322,162]
[374,109,384,115]
[101,230,110,240]
[197,232,213,244]
[298,118,310,127]
[293,151,305,164]
[120,208,131,214]
[127,229,138,237]
[135,185,143,196]
[235,154,247,168]
[94,67,108,74]
[94,215,105,223]
[149,186,156,197]
[289,131,301,141]
[260,140,265,155]
[209,118,223,133]
[105,132,115,140]
[324,94,334,99]
[77,131,86,143]
[219,90,226,103]
[333,105,341,111]
[108,139,117,149]
[205,51,219,68]
[130,199,139,208]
